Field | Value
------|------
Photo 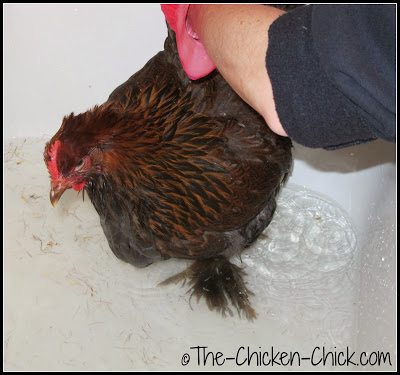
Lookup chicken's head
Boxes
[44,138,95,206]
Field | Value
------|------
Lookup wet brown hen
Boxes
[44,19,293,320]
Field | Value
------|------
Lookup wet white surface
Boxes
[5,138,362,370]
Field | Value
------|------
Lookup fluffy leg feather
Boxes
[159,256,257,320]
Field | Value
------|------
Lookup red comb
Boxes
[48,140,61,180]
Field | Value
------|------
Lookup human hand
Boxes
[161,4,216,80]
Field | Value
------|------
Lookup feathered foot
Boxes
[159,256,257,320]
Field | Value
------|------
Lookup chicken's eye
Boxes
[74,159,85,172]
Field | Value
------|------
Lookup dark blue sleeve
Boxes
[266,4,396,149]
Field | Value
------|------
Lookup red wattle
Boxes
[73,182,85,191]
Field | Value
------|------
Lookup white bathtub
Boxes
[291,140,396,370]
[4,4,396,371]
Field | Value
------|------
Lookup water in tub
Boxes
[5,137,361,370]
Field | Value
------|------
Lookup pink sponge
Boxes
[161,4,216,80]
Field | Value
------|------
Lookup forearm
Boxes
[188,4,288,136]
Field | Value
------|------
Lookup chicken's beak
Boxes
[50,182,67,207]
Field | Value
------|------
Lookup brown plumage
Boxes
[44,16,293,319]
